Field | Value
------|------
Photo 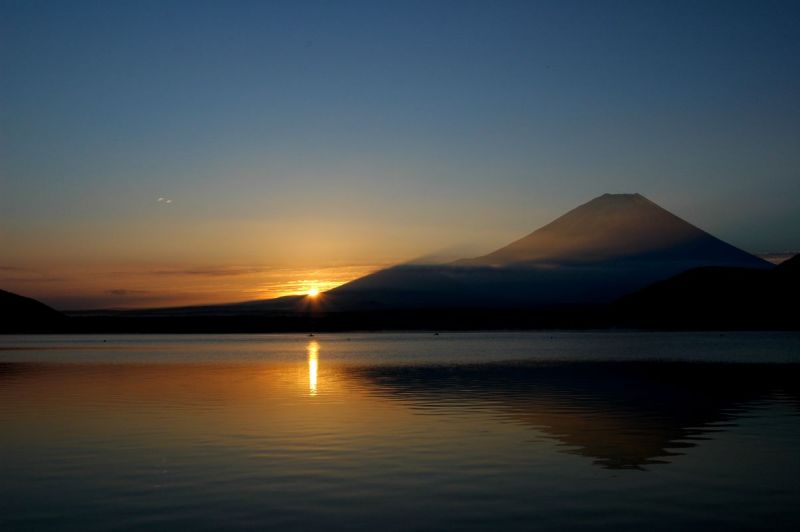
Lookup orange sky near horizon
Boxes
[0,196,511,309]
[0,261,388,310]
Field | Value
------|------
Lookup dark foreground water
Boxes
[1,332,800,531]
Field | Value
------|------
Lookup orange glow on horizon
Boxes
[0,263,385,310]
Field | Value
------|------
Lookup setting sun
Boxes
[307,287,320,297]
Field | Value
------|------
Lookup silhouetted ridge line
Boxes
[617,253,799,329]
[0,289,67,333]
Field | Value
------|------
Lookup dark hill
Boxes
[775,254,800,273]
[0,289,67,333]
[617,254,800,329]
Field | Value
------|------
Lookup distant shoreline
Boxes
[5,307,798,335]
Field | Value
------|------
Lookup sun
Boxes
[307,287,320,297]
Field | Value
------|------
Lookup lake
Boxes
[2,332,800,531]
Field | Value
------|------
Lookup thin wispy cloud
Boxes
[156,197,173,204]
[0,265,29,272]
[0,266,68,283]
[151,267,267,277]
[108,289,150,296]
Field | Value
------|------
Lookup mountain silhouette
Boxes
[324,193,769,310]
[0,289,66,333]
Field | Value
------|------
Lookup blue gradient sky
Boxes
[2,0,799,308]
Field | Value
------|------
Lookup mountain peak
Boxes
[600,192,643,198]
[591,192,650,205]
[584,192,652,209]
[455,193,768,268]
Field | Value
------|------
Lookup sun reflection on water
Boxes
[307,340,319,396]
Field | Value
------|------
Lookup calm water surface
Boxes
[1,332,800,531]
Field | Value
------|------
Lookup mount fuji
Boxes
[322,193,769,310]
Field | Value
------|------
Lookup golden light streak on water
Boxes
[307,340,319,396]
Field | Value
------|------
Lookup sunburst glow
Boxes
[307,287,320,297]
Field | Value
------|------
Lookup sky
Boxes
[2,0,799,309]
